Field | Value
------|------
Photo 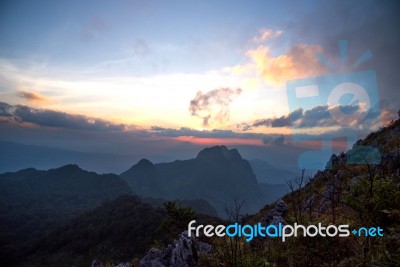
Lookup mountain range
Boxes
[0,144,291,265]
[120,145,275,216]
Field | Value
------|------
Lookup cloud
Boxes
[252,28,283,43]
[17,91,51,102]
[0,102,13,117]
[1,101,275,141]
[0,102,126,132]
[0,101,292,150]
[223,42,326,86]
[251,104,380,129]
[189,87,242,127]
[252,108,303,128]
[246,44,325,85]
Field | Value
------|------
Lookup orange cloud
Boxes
[17,91,51,103]
[246,44,325,85]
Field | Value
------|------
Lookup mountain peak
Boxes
[136,158,153,167]
[121,158,155,176]
[196,145,242,161]
[56,164,83,172]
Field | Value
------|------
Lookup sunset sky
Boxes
[0,0,399,170]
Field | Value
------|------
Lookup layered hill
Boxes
[0,165,132,264]
[120,145,268,216]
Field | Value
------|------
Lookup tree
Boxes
[286,168,306,223]
[223,196,245,267]
[161,201,196,238]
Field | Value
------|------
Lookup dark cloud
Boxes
[17,91,49,102]
[252,104,381,129]
[0,102,13,117]
[189,87,242,126]
[0,102,126,132]
[1,102,287,145]
[297,105,332,128]
[252,108,303,128]
[0,102,289,145]
[237,122,253,131]
[298,104,381,129]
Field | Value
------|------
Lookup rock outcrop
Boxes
[140,231,212,267]
[90,258,132,267]
[91,258,104,267]
[262,199,287,225]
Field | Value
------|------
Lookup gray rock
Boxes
[140,231,212,267]
[170,231,197,267]
[91,258,104,267]
[275,199,287,214]
[139,248,165,267]
[262,199,287,225]
[196,240,213,253]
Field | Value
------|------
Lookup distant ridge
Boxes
[0,141,140,174]
[249,158,297,184]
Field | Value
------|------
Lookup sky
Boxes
[0,0,399,171]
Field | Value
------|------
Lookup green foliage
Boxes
[344,174,400,225]
[18,195,168,267]
[161,201,197,238]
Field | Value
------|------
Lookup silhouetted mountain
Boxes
[0,164,132,264]
[121,145,267,216]
[124,158,162,196]
[249,159,297,184]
